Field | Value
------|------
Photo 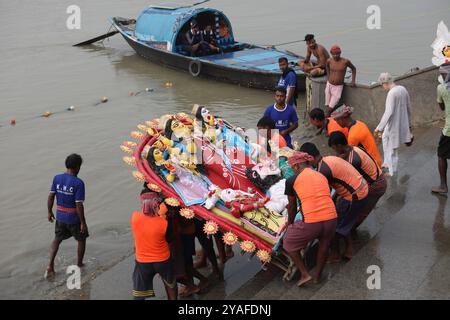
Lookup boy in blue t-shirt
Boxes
[46,154,88,277]
[263,87,299,148]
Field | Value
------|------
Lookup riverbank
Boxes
[52,124,450,300]
[2,0,450,299]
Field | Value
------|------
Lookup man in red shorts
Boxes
[283,151,337,287]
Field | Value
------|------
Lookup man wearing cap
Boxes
[184,19,203,56]
[298,34,330,77]
[432,64,450,195]
[332,105,382,167]
[325,45,357,117]
[374,73,413,176]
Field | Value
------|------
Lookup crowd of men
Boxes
[43,32,450,298]
[257,35,450,287]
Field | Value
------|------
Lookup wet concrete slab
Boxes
[84,242,262,300]
[229,126,450,300]
[71,126,450,300]
[307,127,450,300]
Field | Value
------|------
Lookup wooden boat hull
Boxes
[117,26,306,91]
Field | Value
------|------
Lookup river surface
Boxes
[0,0,448,299]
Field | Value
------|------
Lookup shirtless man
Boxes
[298,34,329,77]
[325,45,357,117]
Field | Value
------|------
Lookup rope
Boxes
[262,6,450,47]
[100,24,114,45]
[1,95,133,128]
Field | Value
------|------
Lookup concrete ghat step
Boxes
[227,127,445,300]
[355,126,439,238]
[197,247,262,300]
[84,127,445,300]
[307,155,450,299]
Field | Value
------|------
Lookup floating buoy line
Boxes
[1,85,161,128]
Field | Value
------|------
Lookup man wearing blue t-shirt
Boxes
[277,57,298,106]
[46,154,88,277]
[263,87,299,148]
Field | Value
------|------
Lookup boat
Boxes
[121,105,312,280]
[108,5,306,91]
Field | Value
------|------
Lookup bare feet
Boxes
[326,252,342,264]
[219,246,235,265]
[194,258,207,269]
[197,279,210,292]
[382,168,393,177]
[195,250,204,257]
[431,186,448,195]
[210,267,224,281]
[225,246,234,259]
[297,274,313,287]
[405,135,414,147]
[343,248,353,261]
[179,285,200,298]
[44,267,55,279]
[350,229,359,241]
[342,254,353,261]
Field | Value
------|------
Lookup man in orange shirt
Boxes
[308,108,349,138]
[283,151,337,286]
[131,189,177,300]
[331,105,382,167]
[300,142,368,262]
[328,131,387,229]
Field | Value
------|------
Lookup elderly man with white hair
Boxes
[431,63,450,195]
[374,73,413,176]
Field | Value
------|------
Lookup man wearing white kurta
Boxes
[374,73,413,176]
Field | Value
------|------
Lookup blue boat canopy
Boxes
[134,6,235,52]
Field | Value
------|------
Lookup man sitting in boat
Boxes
[183,20,219,57]
[202,24,221,54]
[184,19,204,56]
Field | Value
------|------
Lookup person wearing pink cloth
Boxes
[325,45,357,117]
